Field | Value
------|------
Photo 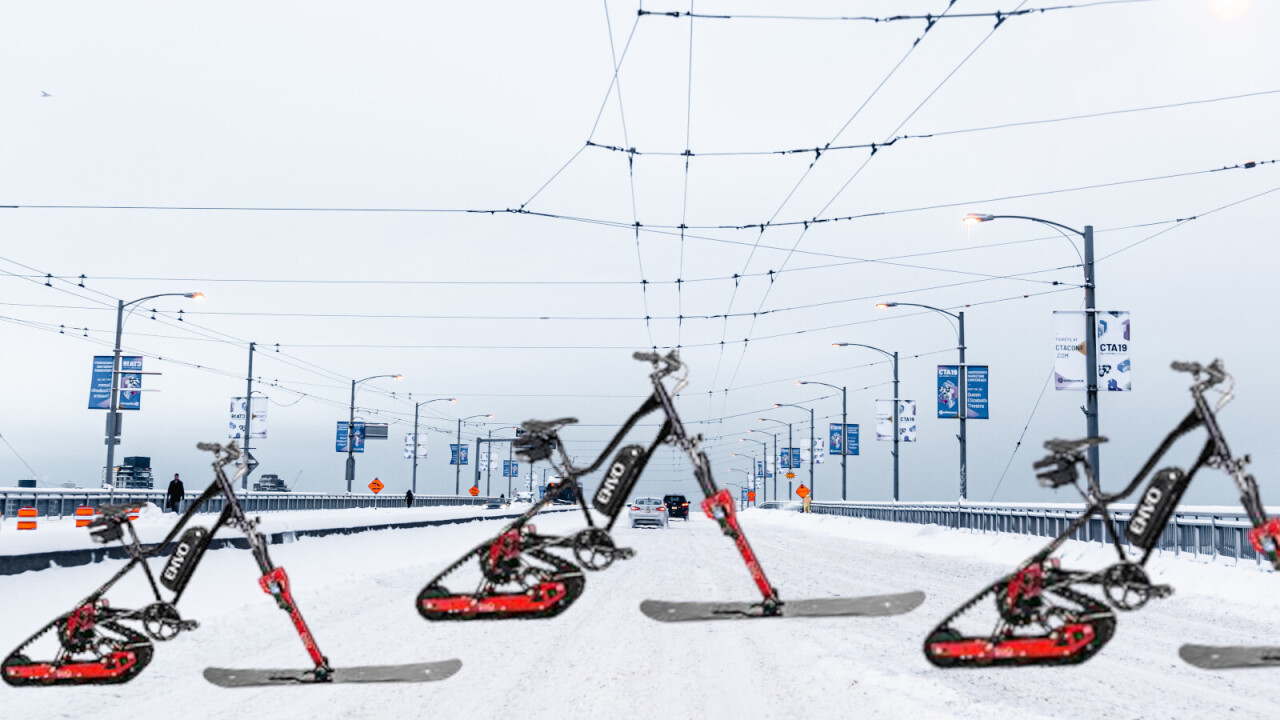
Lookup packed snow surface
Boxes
[3,507,1279,719]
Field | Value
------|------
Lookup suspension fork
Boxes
[209,445,332,677]
[650,375,781,609]
[1192,389,1280,568]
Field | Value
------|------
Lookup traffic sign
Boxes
[796,484,809,499]
[468,486,479,497]
[368,478,384,494]
[785,472,796,479]
[748,491,756,502]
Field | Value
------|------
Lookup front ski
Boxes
[203,659,462,687]
[640,591,924,622]
[1179,645,1280,669]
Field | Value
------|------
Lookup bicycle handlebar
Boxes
[1171,359,1226,387]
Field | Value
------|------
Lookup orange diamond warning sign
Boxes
[795,484,809,499]
[368,478,384,494]
[469,486,480,497]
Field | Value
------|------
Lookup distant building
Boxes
[113,456,154,489]
[253,473,289,492]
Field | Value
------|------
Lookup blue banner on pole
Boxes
[503,460,519,478]
[938,365,990,419]
[965,365,990,419]
[740,487,748,504]
[847,424,860,456]
[756,460,772,479]
[937,365,961,419]
[829,423,843,456]
[336,422,365,453]
[790,448,801,468]
[450,444,469,465]
[89,356,143,410]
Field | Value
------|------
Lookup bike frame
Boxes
[1035,363,1277,571]
[530,351,781,609]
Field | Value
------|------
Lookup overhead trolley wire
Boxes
[637,0,1156,23]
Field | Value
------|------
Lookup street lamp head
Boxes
[875,302,895,309]
[186,292,206,302]
[393,374,404,381]
[772,403,781,408]
[485,414,494,418]
[449,398,458,403]
[963,213,995,226]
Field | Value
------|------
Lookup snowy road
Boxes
[3,509,1279,719]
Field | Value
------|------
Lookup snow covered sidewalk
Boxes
[2,508,1278,718]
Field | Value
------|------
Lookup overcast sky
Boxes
[1,0,1277,506]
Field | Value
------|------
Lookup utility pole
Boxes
[243,342,255,490]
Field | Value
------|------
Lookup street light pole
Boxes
[749,429,780,502]
[833,343,899,501]
[798,380,848,500]
[243,342,255,490]
[771,403,815,500]
[876,302,967,499]
[739,437,768,505]
[103,291,203,491]
[411,397,455,494]
[454,414,492,494]
[347,373,404,493]
[964,213,1099,481]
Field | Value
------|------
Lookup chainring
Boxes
[140,603,191,641]
[571,528,618,571]
[1100,562,1156,611]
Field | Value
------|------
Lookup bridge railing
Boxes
[0,487,491,520]
[758,499,1272,565]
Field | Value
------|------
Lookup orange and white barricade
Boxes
[75,506,96,527]
[17,506,37,530]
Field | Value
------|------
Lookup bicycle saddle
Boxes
[1043,436,1108,455]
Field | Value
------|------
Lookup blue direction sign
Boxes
[336,422,366,453]
[88,356,144,410]
[450,444,469,465]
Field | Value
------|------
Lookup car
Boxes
[628,497,668,528]
[663,494,690,520]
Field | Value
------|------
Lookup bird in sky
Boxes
[41,91,51,97]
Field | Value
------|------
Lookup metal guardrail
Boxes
[758,499,1276,565]
[0,487,492,520]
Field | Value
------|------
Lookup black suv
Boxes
[663,494,690,520]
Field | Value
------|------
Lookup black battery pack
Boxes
[1125,467,1189,550]
[161,526,212,593]
[592,445,649,519]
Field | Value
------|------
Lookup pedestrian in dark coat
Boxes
[166,473,185,513]
[405,489,414,508]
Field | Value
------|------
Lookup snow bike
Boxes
[924,359,1280,668]
[418,350,924,623]
[2,441,460,688]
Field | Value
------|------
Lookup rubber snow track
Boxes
[2,510,1278,718]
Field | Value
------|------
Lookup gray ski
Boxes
[1179,645,1280,669]
[203,659,462,687]
[640,591,925,622]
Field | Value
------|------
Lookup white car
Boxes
[628,497,668,528]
